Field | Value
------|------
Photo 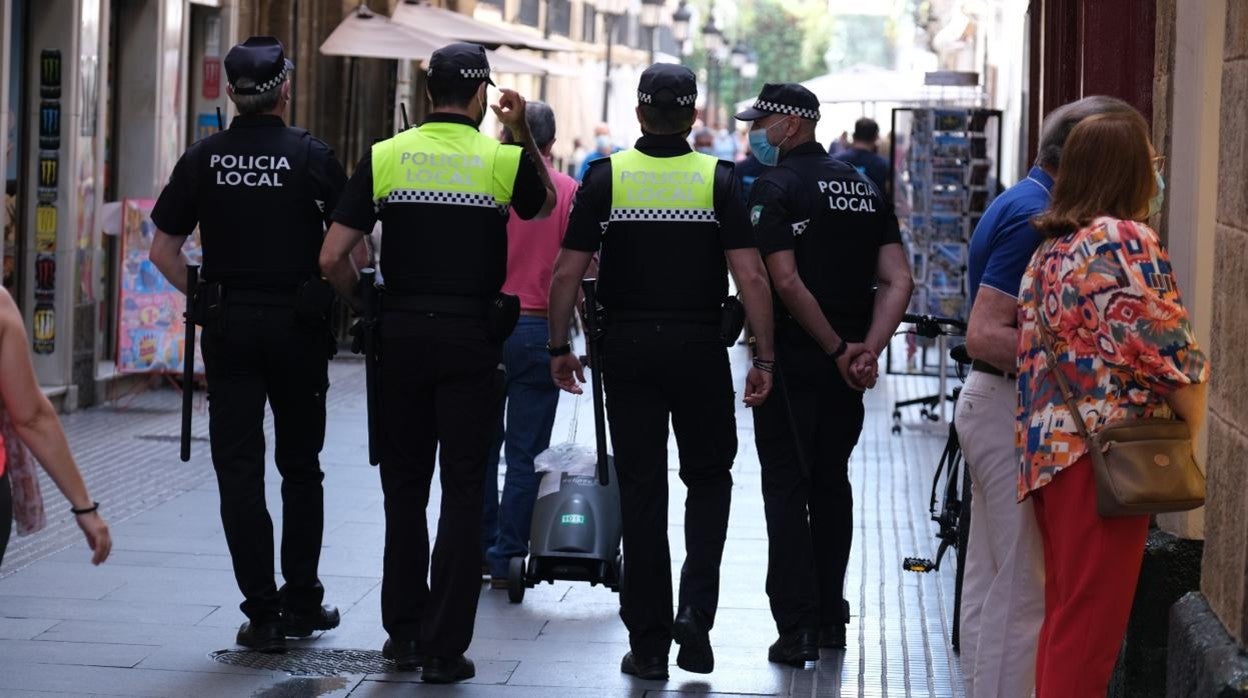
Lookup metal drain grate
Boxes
[211,648,405,676]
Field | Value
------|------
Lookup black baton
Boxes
[360,268,382,466]
[580,278,610,486]
[180,264,199,462]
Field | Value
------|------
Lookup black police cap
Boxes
[735,83,821,122]
[637,63,697,109]
[427,42,495,86]
[224,36,293,96]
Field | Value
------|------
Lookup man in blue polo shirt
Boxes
[956,95,1134,698]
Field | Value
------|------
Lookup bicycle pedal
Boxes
[902,557,935,573]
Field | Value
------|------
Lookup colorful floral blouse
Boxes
[1015,217,1208,500]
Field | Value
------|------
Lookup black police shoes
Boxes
[422,655,476,684]
[236,620,286,653]
[672,607,714,674]
[382,637,423,671]
[768,629,819,667]
[818,622,848,649]
[620,651,669,680]
[283,604,341,638]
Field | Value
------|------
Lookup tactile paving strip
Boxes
[211,648,404,676]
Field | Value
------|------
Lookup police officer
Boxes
[734,84,913,664]
[149,36,347,653]
[547,63,776,680]
[319,43,556,684]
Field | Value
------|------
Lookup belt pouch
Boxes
[295,277,336,327]
[719,296,745,347]
[487,293,521,341]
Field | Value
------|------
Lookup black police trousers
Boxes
[377,315,504,658]
[602,322,737,658]
[753,325,865,634]
[200,303,329,624]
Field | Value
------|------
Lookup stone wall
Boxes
[1152,0,1175,241]
[1201,0,1248,643]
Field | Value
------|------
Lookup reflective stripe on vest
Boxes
[608,149,717,223]
[370,122,522,213]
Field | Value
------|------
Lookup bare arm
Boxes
[765,250,841,354]
[862,243,914,357]
[726,248,775,406]
[548,248,595,393]
[0,290,110,564]
[493,89,557,219]
[149,231,191,295]
[1165,382,1208,437]
[965,285,1021,373]
[319,222,367,313]
[726,248,774,360]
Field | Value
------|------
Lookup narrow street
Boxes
[0,347,965,697]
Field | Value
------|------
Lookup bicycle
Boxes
[895,314,973,652]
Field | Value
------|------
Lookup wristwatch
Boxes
[828,339,848,361]
[547,341,572,357]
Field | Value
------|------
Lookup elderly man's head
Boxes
[1036,96,1136,172]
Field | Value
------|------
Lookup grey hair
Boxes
[1035,95,1136,169]
[525,101,557,151]
[229,78,285,116]
[501,100,557,151]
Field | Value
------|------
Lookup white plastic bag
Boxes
[533,442,598,498]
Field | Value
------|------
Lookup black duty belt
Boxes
[226,288,296,307]
[972,359,1017,380]
[607,309,720,325]
[384,294,489,317]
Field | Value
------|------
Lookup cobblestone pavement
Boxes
[0,346,966,697]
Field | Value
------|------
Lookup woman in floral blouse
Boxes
[1016,108,1208,697]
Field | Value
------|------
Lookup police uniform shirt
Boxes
[561,133,753,314]
[748,141,901,338]
[332,113,548,298]
[152,113,348,289]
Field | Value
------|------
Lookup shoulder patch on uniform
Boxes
[750,205,764,226]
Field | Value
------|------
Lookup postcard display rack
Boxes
[887,107,1003,379]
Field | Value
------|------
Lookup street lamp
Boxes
[640,0,666,65]
[600,0,628,122]
[672,0,692,44]
[730,41,749,70]
[702,11,723,128]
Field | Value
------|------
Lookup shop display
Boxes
[888,107,1003,376]
[116,198,203,374]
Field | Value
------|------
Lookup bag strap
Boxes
[1030,243,1097,445]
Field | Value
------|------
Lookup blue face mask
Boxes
[1148,170,1165,218]
[748,119,790,166]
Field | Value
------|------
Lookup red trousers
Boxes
[1031,456,1149,698]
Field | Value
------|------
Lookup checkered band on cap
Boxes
[637,91,697,106]
[382,189,508,213]
[252,66,289,94]
[460,68,490,80]
[753,99,820,120]
[609,207,718,223]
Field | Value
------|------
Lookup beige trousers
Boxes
[954,370,1045,698]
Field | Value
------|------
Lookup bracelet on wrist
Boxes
[828,339,848,361]
[752,358,775,373]
[70,501,100,516]
[546,341,572,357]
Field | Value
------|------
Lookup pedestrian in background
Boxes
[1018,108,1208,697]
[736,83,912,664]
[320,43,556,684]
[832,117,889,196]
[149,36,347,654]
[0,288,110,568]
[958,95,1134,698]
[548,63,775,681]
[576,123,619,181]
[481,100,579,589]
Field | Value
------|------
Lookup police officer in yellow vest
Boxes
[548,63,775,680]
[320,43,556,684]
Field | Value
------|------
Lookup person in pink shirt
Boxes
[481,101,580,586]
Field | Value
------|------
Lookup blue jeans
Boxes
[482,316,561,578]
